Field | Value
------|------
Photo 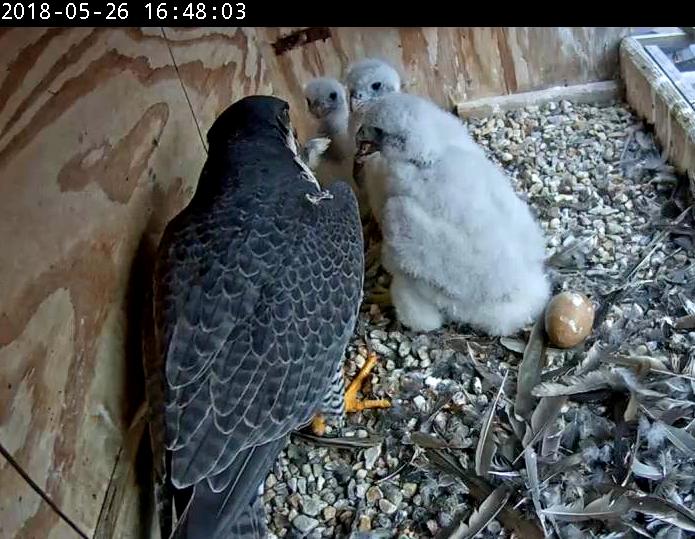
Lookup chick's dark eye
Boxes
[371,82,382,91]
[374,127,384,137]
[329,91,337,100]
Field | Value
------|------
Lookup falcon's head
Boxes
[304,78,348,120]
[355,93,447,167]
[206,95,299,153]
[345,58,401,113]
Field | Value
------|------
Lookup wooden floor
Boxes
[0,27,631,538]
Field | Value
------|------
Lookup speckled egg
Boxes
[544,291,595,348]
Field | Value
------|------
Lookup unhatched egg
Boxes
[544,291,595,348]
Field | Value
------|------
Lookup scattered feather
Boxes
[506,403,528,441]
[541,421,564,460]
[594,207,692,327]
[640,418,668,451]
[424,449,467,491]
[437,486,511,539]
[532,370,615,397]
[621,429,642,488]
[525,447,549,535]
[500,337,526,354]
[543,453,585,483]
[524,396,567,448]
[576,342,606,376]
[543,492,631,522]
[291,431,384,449]
[411,431,450,449]
[422,393,455,427]
[488,470,522,479]
[546,233,596,269]
[425,448,544,538]
[679,294,695,316]
[624,520,655,538]
[660,405,695,426]
[535,367,662,399]
[661,423,695,456]
[627,495,695,532]
[475,370,508,476]
[653,399,695,417]
[656,527,684,539]
[605,354,670,374]
[625,392,640,422]
[514,318,546,422]
[631,458,665,481]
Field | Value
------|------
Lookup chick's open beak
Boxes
[353,132,378,183]
[356,140,378,159]
[355,123,380,157]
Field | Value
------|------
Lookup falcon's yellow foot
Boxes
[311,414,327,436]
[345,352,391,413]
[367,285,392,306]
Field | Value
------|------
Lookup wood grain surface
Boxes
[0,27,203,538]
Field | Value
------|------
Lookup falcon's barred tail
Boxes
[170,495,266,539]
[170,436,288,538]
[227,496,268,538]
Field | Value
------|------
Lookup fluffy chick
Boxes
[304,77,352,165]
[303,77,370,217]
[345,58,402,114]
[355,93,551,336]
[344,59,402,225]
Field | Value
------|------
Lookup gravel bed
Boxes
[266,100,695,538]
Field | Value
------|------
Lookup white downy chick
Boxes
[303,77,368,214]
[344,59,402,225]
[355,92,551,336]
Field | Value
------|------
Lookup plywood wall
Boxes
[0,26,630,538]
[158,27,632,140]
[0,27,205,539]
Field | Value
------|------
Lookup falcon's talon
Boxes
[311,414,327,436]
[345,352,391,413]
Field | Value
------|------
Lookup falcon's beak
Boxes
[355,125,381,162]
[350,94,365,113]
[353,127,380,183]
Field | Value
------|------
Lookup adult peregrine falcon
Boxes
[147,96,387,538]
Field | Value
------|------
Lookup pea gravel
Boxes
[265,100,695,539]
